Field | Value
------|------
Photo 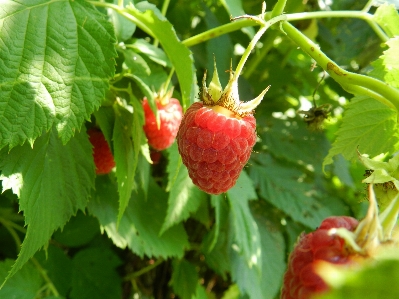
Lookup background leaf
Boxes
[323,96,399,167]
[0,128,94,283]
[161,156,206,234]
[227,172,261,272]
[0,260,42,299]
[0,0,117,149]
[126,2,196,109]
[373,4,399,38]
[70,247,122,299]
[170,259,199,299]
[88,175,189,258]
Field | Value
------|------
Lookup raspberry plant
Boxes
[0,0,399,299]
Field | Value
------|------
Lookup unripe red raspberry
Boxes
[281,216,359,299]
[177,62,270,194]
[142,96,183,151]
[88,128,115,175]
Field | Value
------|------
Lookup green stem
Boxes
[89,1,155,38]
[271,0,287,17]
[281,21,399,112]
[124,258,164,281]
[31,258,60,297]
[242,31,279,79]
[182,18,255,48]
[0,217,22,250]
[362,0,375,12]
[233,15,287,79]
[286,11,388,42]
[182,10,388,48]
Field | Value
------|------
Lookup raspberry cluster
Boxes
[177,102,256,194]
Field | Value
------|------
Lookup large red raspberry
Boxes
[177,102,256,194]
[176,61,270,194]
[281,216,359,299]
[88,128,115,175]
[143,97,183,151]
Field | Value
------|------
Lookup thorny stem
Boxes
[124,258,164,281]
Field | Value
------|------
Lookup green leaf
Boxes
[166,142,183,191]
[123,49,151,76]
[0,0,117,149]
[221,284,240,299]
[227,170,257,202]
[230,201,286,299]
[108,0,136,41]
[250,154,333,228]
[52,211,100,248]
[88,175,189,258]
[161,160,206,234]
[227,172,261,272]
[93,105,116,148]
[207,194,227,252]
[316,257,399,299]
[126,2,196,109]
[35,245,73,297]
[373,4,399,38]
[260,117,330,174]
[192,284,208,299]
[250,201,286,299]
[202,195,231,279]
[0,260,42,298]
[171,259,199,299]
[0,128,94,284]
[129,38,171,68]
[113,104,137,222]
[323,96,399,168]
[70,247,122,299]
[370,37,399,89]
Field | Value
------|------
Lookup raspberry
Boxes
[176,61,270,194]
[281,216,359,299]
[88,128,115,175]
[142,96,183,151]
[177,102,256,194]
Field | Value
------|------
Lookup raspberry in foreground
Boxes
[176,62,270,194]
[88,128,115,175]
[281,216,359,299]
[143,95,183,151]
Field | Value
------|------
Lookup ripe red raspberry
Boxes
[177,102,256,194]
[176,62,270,194]
[88,128,115,175]
[142,96,183,151]
[281,216,359,299]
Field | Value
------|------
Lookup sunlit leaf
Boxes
[0,0,116,149]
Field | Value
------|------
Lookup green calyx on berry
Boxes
[360,151,399,213]
[201,59,270,118]
[328,182,399,259]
